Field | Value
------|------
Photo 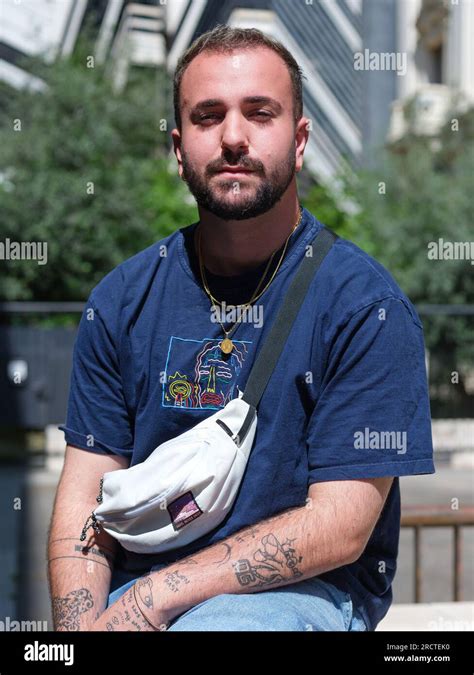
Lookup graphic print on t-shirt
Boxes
[162,337,251,410]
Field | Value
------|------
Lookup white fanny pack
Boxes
[80,227,336,554]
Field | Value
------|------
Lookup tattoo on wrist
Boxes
[105,588,150,632]
[233,533,303,588]
[52,588,94,631]
[127,581,168,631]
[136,576,154,608]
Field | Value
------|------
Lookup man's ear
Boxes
[171,128,184,180]
[294,116,310,174]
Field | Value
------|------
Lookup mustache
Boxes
[208,159,264,174]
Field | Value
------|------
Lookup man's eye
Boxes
[198,111,272,122]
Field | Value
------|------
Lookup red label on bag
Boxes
[168,491,203,530]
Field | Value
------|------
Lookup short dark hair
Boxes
[173,24,305,130]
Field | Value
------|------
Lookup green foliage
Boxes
[354,110,473,368]
[301,168,375,254]
[0,41,195,303]
[145,161,198,239]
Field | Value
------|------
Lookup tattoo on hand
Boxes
[233,533,303,588]
[52,588,94,631]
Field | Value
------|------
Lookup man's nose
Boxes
[220,112,249,155]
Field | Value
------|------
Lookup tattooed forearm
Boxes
[92,580,168,632]
[48,536,118,631]
[52,588,94,631]
[232,533,303,588]
[134,505,311,623]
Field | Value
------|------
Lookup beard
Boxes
[180,145,296,220]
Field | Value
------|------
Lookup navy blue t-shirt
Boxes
[59,207,435,630]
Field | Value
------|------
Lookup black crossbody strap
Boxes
[241,226,337,410]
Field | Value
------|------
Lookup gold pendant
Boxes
[220,338,234,354]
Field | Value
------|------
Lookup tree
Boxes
[0,37,196,306]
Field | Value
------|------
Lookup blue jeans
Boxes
[106,563,367,631]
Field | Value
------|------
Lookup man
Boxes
[49,25,434,632]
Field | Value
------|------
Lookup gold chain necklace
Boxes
[198,206,303,355]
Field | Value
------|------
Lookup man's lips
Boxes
[215,168,255,175]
